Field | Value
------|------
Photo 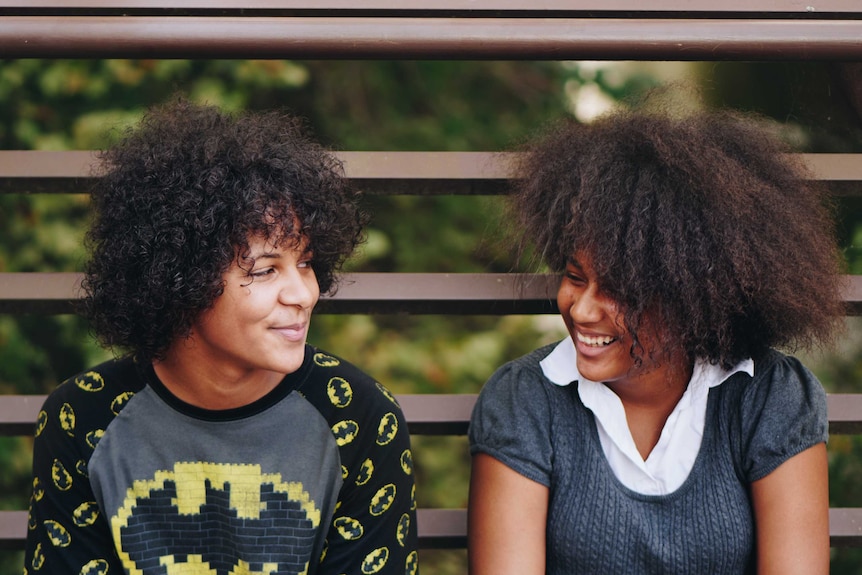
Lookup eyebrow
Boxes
[252,252,281,260]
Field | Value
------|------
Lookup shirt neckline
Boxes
[138,344,315,422]
[539,336,753,495]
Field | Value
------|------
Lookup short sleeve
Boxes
[468,356,554,487]
[739,353,829,482]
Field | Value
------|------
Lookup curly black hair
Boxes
[81,98,366,361]
[513,106,845,369]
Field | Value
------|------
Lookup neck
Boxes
[152,345,286,411]
[605,355,694,461]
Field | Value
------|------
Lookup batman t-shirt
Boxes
[25,345,418,575]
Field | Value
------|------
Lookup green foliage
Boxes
[0,58,582,575]
[2,58,862,575]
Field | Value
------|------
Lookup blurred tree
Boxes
[2,58,861,574]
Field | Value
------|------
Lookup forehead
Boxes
[239,232,308,258]
[568,251,597,272]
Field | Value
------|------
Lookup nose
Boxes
[277,268,319,310]
[567,283,607,324]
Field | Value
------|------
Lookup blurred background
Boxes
[1,59,861,574]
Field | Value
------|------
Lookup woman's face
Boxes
[187,234,320,379]
[557,254,668,389]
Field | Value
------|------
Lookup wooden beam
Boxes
[1,152,859,195]
[1,17,861,60]
[0,0,859,13]
[2,393,859,436]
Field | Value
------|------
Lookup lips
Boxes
[270,323,307,342]
[576,331,617,347]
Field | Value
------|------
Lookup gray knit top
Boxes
[469,343,828,575]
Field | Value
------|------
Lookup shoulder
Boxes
[740,350,827,418]
[38,355,145,444]
[474,342,561,417]
[722,349,828,481]
[468,343,564,486]
[298,347,407,458]
[302,347,402,416]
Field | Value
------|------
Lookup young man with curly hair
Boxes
[25,99,418,575]
[468,105,843,574]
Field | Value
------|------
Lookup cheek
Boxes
[556,287,574,327]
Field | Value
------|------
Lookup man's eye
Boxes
[250,268,275,277]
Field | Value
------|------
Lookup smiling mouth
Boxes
[576,332,617,347]
[271,324,307,340]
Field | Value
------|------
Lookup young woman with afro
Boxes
[468,104,844,575]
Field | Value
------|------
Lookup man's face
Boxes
[188,234,320,380]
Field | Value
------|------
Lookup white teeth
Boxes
[577,332,616,347]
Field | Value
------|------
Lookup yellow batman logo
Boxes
[375,382,399,406]
[80,559,109,575]
[27,509,36,531]
[410,484,416,511]
[31,543,44,570]
[110,391,135,415]
[32,477,44,501]
[355,458,374,486]
[76,459,88,477]
[370,484,396,516]
[400,449,413,475]
[331,420,359,446]
[35,410,47,437]
[327,377,353,408]
[59,403,75,436]
[75,371,105,392]
[376,412,398,446]
[397,513,410,547]
[51,459,72,491]
[314,352,340,367]
[44,520,71,547]
[341,465,349,480]
[85,429,104,450]
[73,501,100,527]
[334,516,364,540]
[361,547,389,574]
[405,550,419,575]
[112,462,320,574]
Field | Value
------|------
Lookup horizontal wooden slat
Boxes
[1,152,860,195]
[0,511,27,551]
[5,272,862,315]
[0,394,478,436]
[0,510,471,551]
[2,507,861,550]
[826,393,862,435]
[0,151,514,196]
[3,393,859,437]
[0,272,561,315]
[398,394,477,435]
[830,508,862,548]
[0,508,466,550]
[1,17,862,60]
[0,0,860,13]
